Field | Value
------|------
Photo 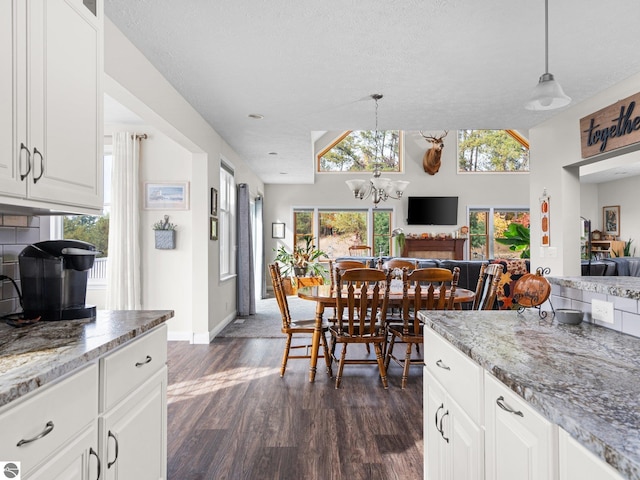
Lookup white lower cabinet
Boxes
[558,428,623,480]
[424,369,483,480]
[484,373,557,479]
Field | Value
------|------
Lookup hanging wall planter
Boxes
[153,215,177,250]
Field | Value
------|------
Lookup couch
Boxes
[333,256,531,309]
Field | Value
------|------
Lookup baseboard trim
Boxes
[191,310,237,344]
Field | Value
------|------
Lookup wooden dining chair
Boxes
[348,245,372,257]
[377,258,418,272]
[331,267,392,389]
[268,264,333,378]
[385,267,460,388]
[472,263,503,310]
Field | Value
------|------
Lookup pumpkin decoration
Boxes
[512,267,551,308]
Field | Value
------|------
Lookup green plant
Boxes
[392,228,405,254]
[274,235,329,279]
[495,222,530,259]
[623,238,636,257]
[152,215,176,231]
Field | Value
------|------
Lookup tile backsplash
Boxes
[0,215,42,315]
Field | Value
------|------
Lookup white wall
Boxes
[265,130,530,266]
[104,19,264,343]
[598,177,640,253]
[530,71,640,275]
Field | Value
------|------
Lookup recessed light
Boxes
[248,114,264,119]
[268,152,278,156]
[280,172,287,175]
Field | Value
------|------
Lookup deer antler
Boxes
[420,130,448,142]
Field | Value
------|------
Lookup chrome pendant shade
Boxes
[525,0,571,111]
[345,94,409,206]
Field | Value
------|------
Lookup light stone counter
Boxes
[419,309,640,480]
[548,275,640,300]
[0,310,174,408]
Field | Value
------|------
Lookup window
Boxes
[468,207,530,259]
[458,130,529,173]
[317,131,403,173]
[220,163,236,278]
[293,207,393,258]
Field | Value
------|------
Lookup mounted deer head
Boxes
[420,131,448,175]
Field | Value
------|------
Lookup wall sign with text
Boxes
[580,91,640,158]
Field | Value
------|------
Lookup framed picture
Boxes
[603,205,620,237]
[272,222,285,239]
[210,217,218,240]
[144,182,189,210]
[210,188,218,216]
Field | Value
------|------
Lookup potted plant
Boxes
[496,222,530,259]
[274,235,329,293]
[153,215,177,249]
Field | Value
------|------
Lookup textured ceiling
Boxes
[104,0,640,184]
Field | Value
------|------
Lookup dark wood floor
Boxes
[167,337,424,480]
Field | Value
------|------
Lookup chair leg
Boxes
[335,343,348,389]
[321,332,333,377]
[374,342,389,389]
[281,333,292,377]
[401,342,413,389]
[385,334,396,370]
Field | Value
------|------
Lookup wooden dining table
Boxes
[297,284,476,382]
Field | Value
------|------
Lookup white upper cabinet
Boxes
[0,0,103,212]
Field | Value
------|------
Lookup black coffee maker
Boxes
[19,240,99,321]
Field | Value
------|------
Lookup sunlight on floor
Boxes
[167,366,280,404]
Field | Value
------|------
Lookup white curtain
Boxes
[106,132,141,309]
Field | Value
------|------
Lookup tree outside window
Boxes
[458,130,529,172]
[318,131,402,173]
[469,208,530,259]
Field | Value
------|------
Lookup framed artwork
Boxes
[210,188,218,216]
[603,205,620,237]
[144,182,189,210]
[210,217,218,240]
[272,222,285,239]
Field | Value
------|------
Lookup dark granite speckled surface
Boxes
[0,310,173,408]
[419,309,640,480]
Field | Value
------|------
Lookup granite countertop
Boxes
[548,275,640,299]
[419,309,640,480]
[0,310,174,408]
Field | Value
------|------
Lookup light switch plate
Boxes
[592,299,614,324]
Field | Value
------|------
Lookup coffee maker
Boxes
[19,240,99,321]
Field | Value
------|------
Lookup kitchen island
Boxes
[420,309,639,480]
[0,310,173,479]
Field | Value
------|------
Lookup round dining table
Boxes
[297,284,476,382]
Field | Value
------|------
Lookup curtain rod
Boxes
[134,133,148,140]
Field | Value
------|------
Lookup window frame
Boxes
[457,129,530,174]
[219,162,236,280]
[467,205,530,259]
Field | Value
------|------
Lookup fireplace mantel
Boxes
[402,237,466,260]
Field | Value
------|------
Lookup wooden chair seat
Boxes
[269,263,333,378]
[386,267,460,388]
[348,245,372,256]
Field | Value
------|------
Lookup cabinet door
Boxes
[558,429,623,480]
[0,0,28,197]
[485,373,557,480]
[27,424,99,480]
[425,369,448,480]
[448,399,483,480]
[26,0,103,209]
[100,367,167,480]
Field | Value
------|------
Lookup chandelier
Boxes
[524,0,571,111]
[345,94,409,206]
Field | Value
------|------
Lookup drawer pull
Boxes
[435,403,444,430]
[439,410,450,443]
[33,147,44,183]
[135,355,152,367]
[108,430,119,468]
[90,447,101,480]
[496,396,524,417]
[19,142,32,181]
[17,420,54,446]
[435,359,451,370]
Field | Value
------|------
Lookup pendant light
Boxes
[525,0,571,111]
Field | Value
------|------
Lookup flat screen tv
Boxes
[407,196,458,225]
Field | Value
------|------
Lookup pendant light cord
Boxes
[544,0,549,74]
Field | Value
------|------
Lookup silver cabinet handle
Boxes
[32,147,44,183]
[496,396,524,417]
[108,430,119,469]
[436,359,450,370]
[435,403,444,430]
[135,355,152,367]
[17,420,54,446]
[90,447,101,480]
[19,142,31,181]
[439,410,450,443]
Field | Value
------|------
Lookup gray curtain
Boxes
[237,183,255,316]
